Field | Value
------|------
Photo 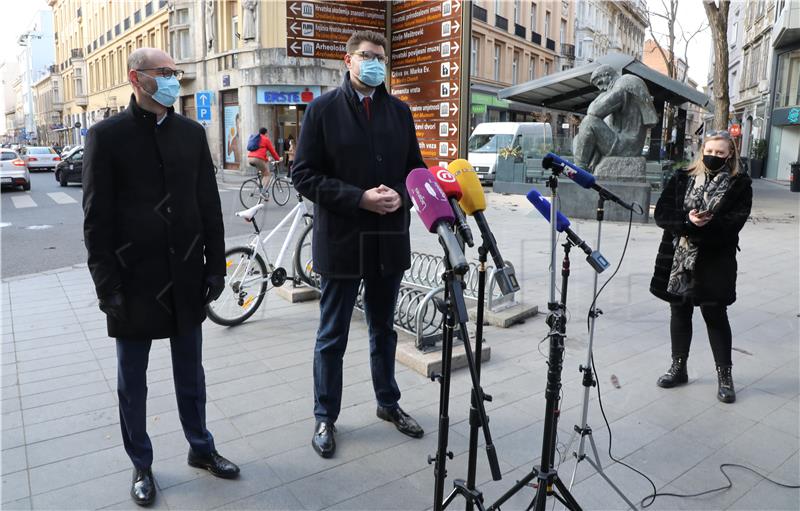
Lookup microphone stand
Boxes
[487,172,582,511]
[564,196,637,510]
[431,237,501,511]
[464,243,490,511]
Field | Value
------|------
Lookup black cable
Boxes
[639,463,800,507]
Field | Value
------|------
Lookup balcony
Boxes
[771,1,800,48]
[473,5,487,22]
[48,64,57,74]
[70,48,84,61]
[531,31,542,45]
[495,15,508,31]
[75,96,88,107]
[514,23,526,39]
[546,38,556,51]
[560,43,575,59]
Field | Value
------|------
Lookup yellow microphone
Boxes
[448,159,486,215]
[446,159,519,295]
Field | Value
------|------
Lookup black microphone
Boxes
[542,152,638,213]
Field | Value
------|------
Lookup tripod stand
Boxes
[431,244,502,511]
[488,175,582,511]
[563,196,637,510]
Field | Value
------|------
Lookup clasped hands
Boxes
[359,184,402,215]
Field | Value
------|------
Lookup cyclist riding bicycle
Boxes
[247,127,280,188]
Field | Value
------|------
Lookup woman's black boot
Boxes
[657,356,688,388]
[716,365,736,403]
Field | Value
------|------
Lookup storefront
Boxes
[255,85,321,159]
[765,47,800,180]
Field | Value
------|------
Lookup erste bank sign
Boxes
[256,85,322,105]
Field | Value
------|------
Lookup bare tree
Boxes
[646,0,679,80]
[703,0,731,131]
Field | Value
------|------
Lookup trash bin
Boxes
[791,163,800,192]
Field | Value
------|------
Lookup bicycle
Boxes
[206,192,318,326]
[239,160,292,207]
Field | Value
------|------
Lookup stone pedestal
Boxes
[594,156,647,182]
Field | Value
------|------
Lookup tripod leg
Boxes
[552,476,583,511]
[569,429,589,489]
[432,286,455,511]
[584,437,638,511]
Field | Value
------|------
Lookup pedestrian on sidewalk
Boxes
[82,47,239,507]
[650,129,752,404]
[247,127,280,189]
[292,30,427,459]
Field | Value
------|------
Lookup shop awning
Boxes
[498,52,713,114]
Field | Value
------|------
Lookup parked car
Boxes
[0,148,31,191]
[60,144,82,160]
[60,144,74,157]
[20,146,61,171]
[468,122,553,184]
[55,146,83,187]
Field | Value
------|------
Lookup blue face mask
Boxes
[358,59,386,87]
[140,73,180,107]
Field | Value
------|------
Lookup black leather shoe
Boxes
[657,356,689,388]
[187,449,240,479]
[377,406,424,438]
[716,365,736,403]
[130,467,155,507]
[312,421,336,458]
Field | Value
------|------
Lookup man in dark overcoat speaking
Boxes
[83,48,239,506]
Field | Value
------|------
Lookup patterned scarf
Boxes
[667,168,732,296]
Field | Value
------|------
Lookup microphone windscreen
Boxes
[448,159,486,215]
[429,166,463,200]
[526,187,571,232]
[406,168,454,233]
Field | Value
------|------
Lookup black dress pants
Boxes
[669,302,733,366]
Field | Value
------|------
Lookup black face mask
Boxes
[703,154,727,172]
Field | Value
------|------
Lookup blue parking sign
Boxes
[195,91,212,121]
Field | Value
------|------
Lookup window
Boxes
[544,60,550,75]
[760,41,769,81]
[528,57,536,80]
[514,0,520,23]
[530,2,537,31]
[471,36,480,75]
[560,18,566,45]
[731,22,738,46]
[512,51,520,84]
[750,41,760,87]
[775,49,800,107]
[545,11,551,40]
[494,0,501,16]
[493,44,501,81]
[171,27,191,61]
[232,16,239,50]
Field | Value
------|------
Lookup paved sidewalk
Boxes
[2,179,798,510]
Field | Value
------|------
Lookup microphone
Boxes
[448,159,520,295]
[526,188,610,273]
[429,166,475,248]
[541,152,637,212]
[406,168,469,275]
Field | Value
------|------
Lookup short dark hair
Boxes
[346,31,387,54]
[259,127,267,135]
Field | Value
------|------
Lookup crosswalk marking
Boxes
[11,195,37,208]
[47,192,78,204]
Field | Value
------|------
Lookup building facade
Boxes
[765,0,800,180]
[574,0,647,67]
[32,70,63,147]
[469,0,577,141]
[1,62,20,144]
[16,10,56,145]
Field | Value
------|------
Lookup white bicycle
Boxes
[206,193,318,326]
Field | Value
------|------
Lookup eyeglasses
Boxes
[136,67,184,80]
[350,50,388,64]
[705,130,732,139]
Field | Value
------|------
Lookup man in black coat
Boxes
[83,48,239,506]
[292,31,427,458]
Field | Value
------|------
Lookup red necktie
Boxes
[362,96,371,121]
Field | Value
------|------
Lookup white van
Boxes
[467,122,553,184]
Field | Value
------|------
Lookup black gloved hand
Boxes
[99,292,128,322]
[204,275,226,305]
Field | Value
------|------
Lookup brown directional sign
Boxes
[286,1,387,60]
[390,0,467,167]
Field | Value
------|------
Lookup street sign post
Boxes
[196,91,213,122]
[390,0,469,168]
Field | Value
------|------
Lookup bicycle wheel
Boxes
[206,247,268,326]
[239,178,264,209]
[293,222,320,288]
[271,177,292,206]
